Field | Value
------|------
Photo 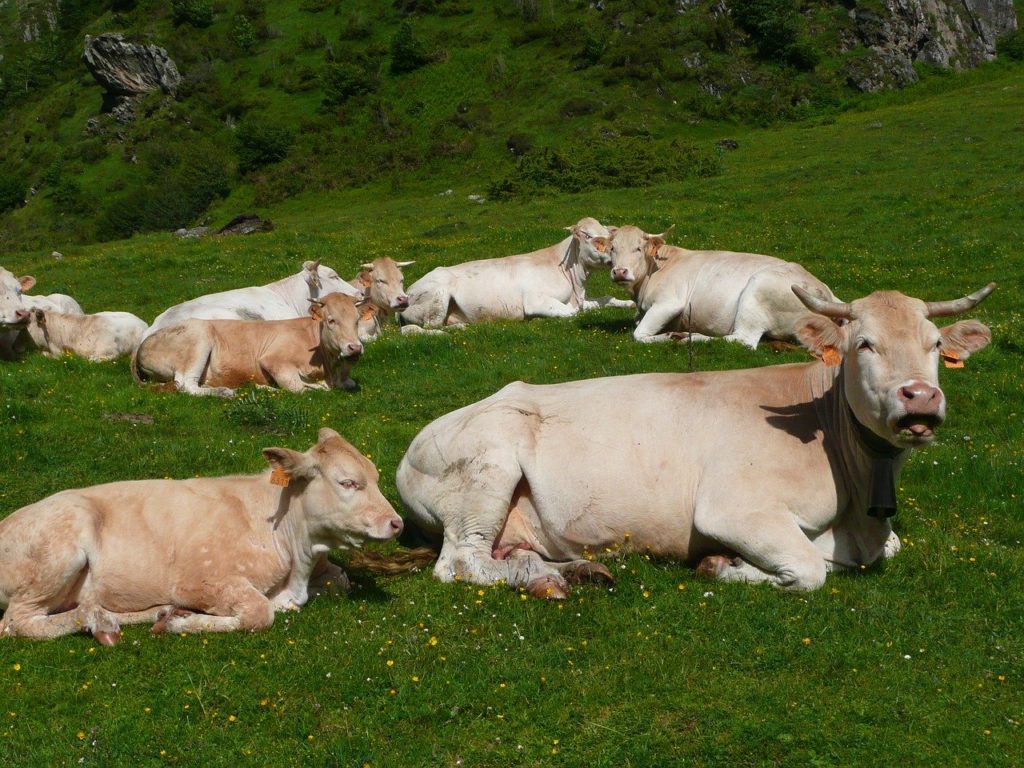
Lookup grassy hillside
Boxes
[2,0,1021,250]
[0,57,1021,765]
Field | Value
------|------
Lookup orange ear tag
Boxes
[942,351,964,369]
[360,306,377,322]
[821,347,842,367]
[270,468,291,487]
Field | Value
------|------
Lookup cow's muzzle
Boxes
[610,268,632,283]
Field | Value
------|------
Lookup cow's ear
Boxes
[643,236,666,259]
[939,319,991,364]
[606,226,618,238]
[19,275,36,292]
[395,260,415,267]
[262,447,318,482]
[308,301,323,321]
[795,314,847,365]
[302,260,320,273]
[318,427,343,443]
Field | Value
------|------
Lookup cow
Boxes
[0,268,84,359]
[142,260,361,341]
[133,292,364,397]
[396,284,994,597]
[348,257,414,342]
[0,428,404,643]
[609,226,840,347]
[398,218,633,332]
[24,308,148,361]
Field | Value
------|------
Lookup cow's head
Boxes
[310,293,363,360]
[0,269,36,329]
[609,225,672,286]
[566,217,614,270]
[794,284,994,449]
[358,257,413,311]
[262,428,403,547]
[302,260,352,301]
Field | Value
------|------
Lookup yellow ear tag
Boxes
[822,347,842,367]
[942,351,964,369]
[270,468,291,487]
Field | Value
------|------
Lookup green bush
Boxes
[171,0,214,27]
[0,174,27,214]
[390,20,430,74]
[730,0,819,70]
[488,132,721,200]
[321,62,376,106]
[234,117,294,173]
[997,30,1024,61]
[231,14,259,52]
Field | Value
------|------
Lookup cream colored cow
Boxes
[25,308,148,361]
[399,218,633,331]
[348,257,414,341]
[609,226,840,346]
[397,284,994,597]
[0,429,403,643]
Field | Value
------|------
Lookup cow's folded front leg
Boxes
[307,555,350,596]
[162,581,276,634]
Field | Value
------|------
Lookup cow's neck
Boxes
[558,237,589,307]
[811,363,910,521]
[268,274,315,314]
[268,481,319,582]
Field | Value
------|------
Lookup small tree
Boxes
[234,117,294,174]
[390,20,429,74]
[172,0,214,28]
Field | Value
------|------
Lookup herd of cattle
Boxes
[0,217,996,643]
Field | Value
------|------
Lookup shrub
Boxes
[488,132,720,200]
[234,117,294,173]
[0,174,27,214]
[390,20,430,74]
[730,0,819,70]
[232,14,259,52]
[321,62,376,106]
[171,0,214,28]
[997,30,1024,61]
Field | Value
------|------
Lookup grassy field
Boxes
[1,66,1022,766]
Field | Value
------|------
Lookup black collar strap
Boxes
[849,409,904,518]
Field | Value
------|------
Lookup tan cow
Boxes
[397,284,994,597]
[133,292,364,397]
[25,308,148,361]
[398,218,633,331]
[0,268,83,359]
[609,226,840,347]
[0,428,403,643]
[348,257,414,341]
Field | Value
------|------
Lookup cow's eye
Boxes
[933,338,943,350]
[339,479,359,490]
[857,338,874,352]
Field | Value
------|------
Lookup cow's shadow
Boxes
[575,315,635,334]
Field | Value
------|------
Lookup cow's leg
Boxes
[579,296,636,311]
[633,302,691,343]
[693,502,827,591]
[308,555,350,596]
[159,581,276,634]
[523,295,576,318]
[173,346,235,397]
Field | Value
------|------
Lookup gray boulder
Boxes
[82,33,182,113]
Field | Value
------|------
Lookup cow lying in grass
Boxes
[397,284,993,597]
[0,268,83,359]
[0,429,403,643]
[609,225,841,347]
[25,308,148,361]
[398,217,633,332]
[133,292,364,397]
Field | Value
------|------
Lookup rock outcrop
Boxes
[845,0,1019,92]
[81,34,182,117]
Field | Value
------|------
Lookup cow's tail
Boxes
[345,546,438,575]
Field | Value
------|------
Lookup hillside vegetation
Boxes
[1,0,1021,249]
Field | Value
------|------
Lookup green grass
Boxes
[1,66,1023,766]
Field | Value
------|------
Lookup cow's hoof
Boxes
[93,630,122,646]
[696,555,733,580]
[562,561,615,586]
[526,576,569,600]
[152,607,192,635]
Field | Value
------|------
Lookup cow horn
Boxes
[307,298,324,306]
[792,285,853,320]
[923,282,996,318]
[646,224,675,240]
